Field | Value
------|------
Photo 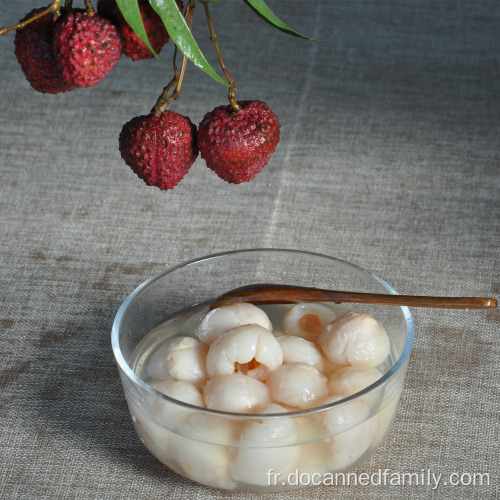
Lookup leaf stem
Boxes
[203,2,241,114]
[0,0,62,36]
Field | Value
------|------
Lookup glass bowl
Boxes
[112,249,414,492]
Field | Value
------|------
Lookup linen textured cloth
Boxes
[1,1,498,498]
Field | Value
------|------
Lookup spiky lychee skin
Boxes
[13,8,76,94]
[53,11,122,88]
[198,100,281,184]
[119,111,199,191]
[97,0,180,61]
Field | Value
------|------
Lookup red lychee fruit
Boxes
[97,0,181,61]
[53,10,122,88]
[197,100,281,184]
[13,8,76,94]
[119,110,199,191]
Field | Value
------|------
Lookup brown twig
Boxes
[84,0,95,16]
[153,75,178,114]
[0,0,62,36]
[154,1,195,115]
[203,2,241,114]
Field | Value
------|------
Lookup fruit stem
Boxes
[154,1,195,115]
[203,2,241,115]
[0,0,62,36]
[153,76,178,114]
[84,0,95,16]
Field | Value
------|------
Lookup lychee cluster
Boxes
[6,1,283,191]
[119,100,281,190]
[12,1,177,94]
[116,1,281,191]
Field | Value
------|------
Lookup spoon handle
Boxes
[210,283,498,310]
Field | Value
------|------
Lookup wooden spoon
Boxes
[210,283,498,310]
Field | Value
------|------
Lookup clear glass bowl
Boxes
[112,249,414,492]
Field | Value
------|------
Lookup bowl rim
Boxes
[111,248,414,419]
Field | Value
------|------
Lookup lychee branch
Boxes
[153,0,195,115]
[0,0,62,36]
[83,0,95,15]
[154,75,178,114]
[64,0,74,14]
[203,3,241,114]
[156,38,182,107]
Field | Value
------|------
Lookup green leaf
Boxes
[149,0,229,86]
[116,0,161,60]
[242,0,317,40]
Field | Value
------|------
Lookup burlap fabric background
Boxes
[1,1,498,498]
